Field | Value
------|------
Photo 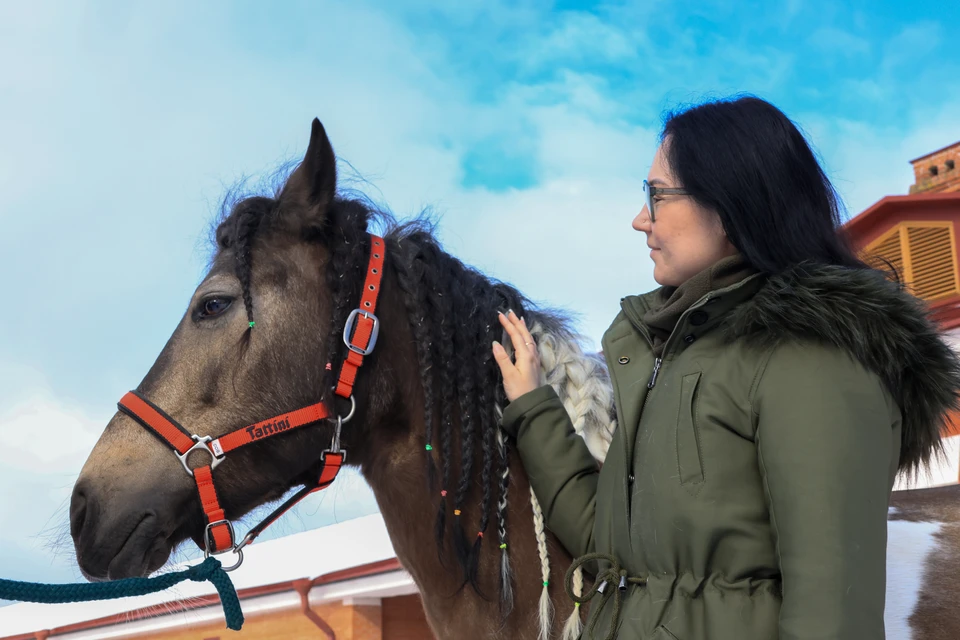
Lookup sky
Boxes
[1,0,959,594]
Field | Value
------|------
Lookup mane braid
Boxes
[468,320,497,588]
[321,205,371,410]
[451,263,480,582]
[432,250,458,562]
[394,243,438,491]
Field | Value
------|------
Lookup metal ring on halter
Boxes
[176,435,224,477]
[337,394,356,424]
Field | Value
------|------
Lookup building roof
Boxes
[843,192,960,238]
[0,513,408,639]
[910,140,960,164]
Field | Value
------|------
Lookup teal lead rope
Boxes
[0,557,244,631]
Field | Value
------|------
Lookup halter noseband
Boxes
[116,234,386,571]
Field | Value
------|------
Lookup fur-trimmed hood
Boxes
[723,263,960,475]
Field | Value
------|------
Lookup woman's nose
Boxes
[633,207,651,231]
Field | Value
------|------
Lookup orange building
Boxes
[845,139,960,488]
[0,515,435,640]
[908,140,960,195]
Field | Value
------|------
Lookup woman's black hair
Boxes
[661,95,874,275]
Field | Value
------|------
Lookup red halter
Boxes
[116,235,386,570]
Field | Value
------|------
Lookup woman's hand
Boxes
[492,309,541,403]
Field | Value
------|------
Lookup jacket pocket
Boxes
[675,371,704,489]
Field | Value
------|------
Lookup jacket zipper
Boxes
[622,295,712,391]
[647,357,662,389]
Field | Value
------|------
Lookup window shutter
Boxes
[863,227,904,276]
[907,225,958,299]
[862,222,960,301]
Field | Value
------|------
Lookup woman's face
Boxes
[633,142,738,287]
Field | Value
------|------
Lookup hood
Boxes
[722,262,960,476]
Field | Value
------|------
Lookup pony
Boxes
[69,118,613,639]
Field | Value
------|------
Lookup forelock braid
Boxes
[232,206,265,328]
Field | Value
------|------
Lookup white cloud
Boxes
[809,27,872,56]
[0,392,107,472]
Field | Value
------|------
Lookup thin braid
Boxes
[323,219,368,399]
[232,207,263,328]
[395,246,438,490]
[452,272,480,576]
[495,419,514,619]
[530,487,554,640]
[561,564,584,640]
[432,254,457,558]
[467,318,497,587]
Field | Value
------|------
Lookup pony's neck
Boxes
[360,427,577,640]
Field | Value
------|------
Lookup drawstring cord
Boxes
[565,553,646,640]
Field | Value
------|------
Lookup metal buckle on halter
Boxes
[324,415,347,463]
[176,435,224,477]
[342,309,380,356]
[203,520,244,572]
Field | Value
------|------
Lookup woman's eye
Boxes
[200,297,233,318]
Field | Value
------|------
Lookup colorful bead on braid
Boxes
[425,444,433,451]
[248,321,256,328]
[454,510,461,516]
[477,532,484,538]
[441,490,447,497]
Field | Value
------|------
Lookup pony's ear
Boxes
[279,118,337,234]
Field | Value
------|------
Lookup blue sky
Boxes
[1,0,958,592]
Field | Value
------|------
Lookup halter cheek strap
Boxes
[116,234,385,570]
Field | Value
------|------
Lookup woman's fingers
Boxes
[498,311,528,355]
[518,314,536,350]
[494,310,542,402]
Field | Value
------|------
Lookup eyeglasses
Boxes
[643,179,690,223]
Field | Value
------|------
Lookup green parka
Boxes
[501,264,960,640]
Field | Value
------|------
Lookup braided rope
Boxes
[0,557,244,631]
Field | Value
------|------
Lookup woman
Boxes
[492,96,960,639]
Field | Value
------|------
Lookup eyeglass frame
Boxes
[643,179,690,223]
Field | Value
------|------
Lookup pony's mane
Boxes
[214,186,617,638]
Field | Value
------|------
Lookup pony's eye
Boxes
[200,297,233,318]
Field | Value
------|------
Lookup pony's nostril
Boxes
[70,486,89,540]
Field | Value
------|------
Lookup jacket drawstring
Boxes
[565,553,646,640]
